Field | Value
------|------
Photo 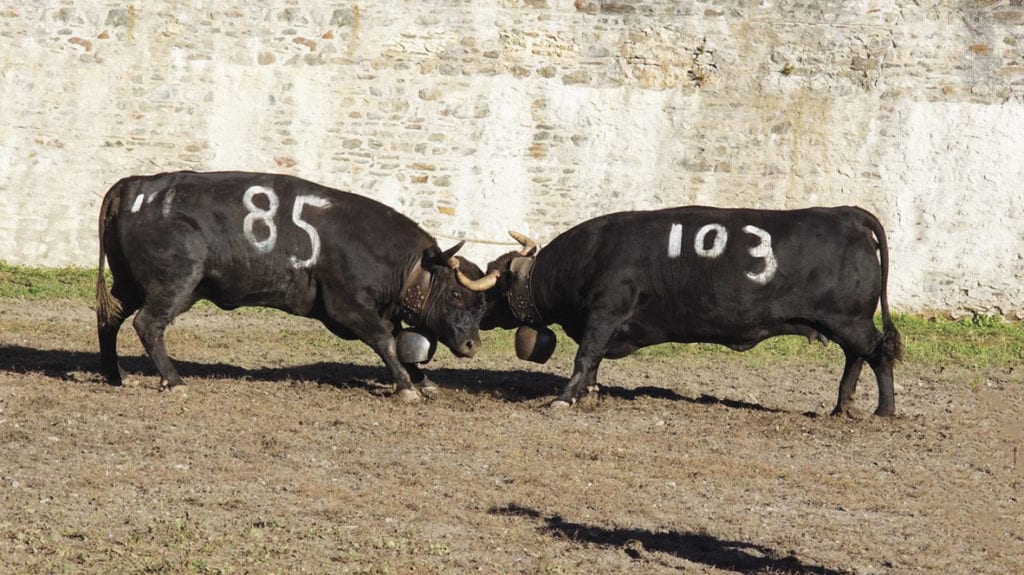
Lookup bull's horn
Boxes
[509,230,539,256]
[448,257,501,292]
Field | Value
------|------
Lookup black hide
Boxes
[485,206,901,416]
[96,171,486,397]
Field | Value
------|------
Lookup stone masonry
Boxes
[1,1,1022,316]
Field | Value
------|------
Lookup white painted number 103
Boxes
[243,186,331,269]
[668,222,778,285]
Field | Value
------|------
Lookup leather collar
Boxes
[401,265,432,325]
[508,256,543,326]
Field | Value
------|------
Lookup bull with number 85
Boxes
[95,170,498,400]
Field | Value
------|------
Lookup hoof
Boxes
[101,365,128,386]
[548,399,574,409]
[830,405,864,418]
[873,405,896,417]
[119,375,143,388]
[395,387,423,402]
[417,381,440,398]
[162,381,188,393]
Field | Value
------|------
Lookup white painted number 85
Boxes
[243,186,331,269]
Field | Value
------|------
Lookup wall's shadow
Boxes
[492,504,851,574]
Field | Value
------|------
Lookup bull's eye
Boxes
[450,290,462,301]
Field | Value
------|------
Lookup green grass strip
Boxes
[0,262,98,301]
[2,262,1021,369]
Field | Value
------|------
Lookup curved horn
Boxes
[508,230,539,256]
[448,257,501,292]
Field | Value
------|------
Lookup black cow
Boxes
[95,171,498,400]
[475,206,902,416]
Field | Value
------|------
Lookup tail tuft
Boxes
[96,279,123,326]
[880,323,903,362]
[861,208,901,363]
[96,180,126,326]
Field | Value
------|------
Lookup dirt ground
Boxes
[0,299,1021,574]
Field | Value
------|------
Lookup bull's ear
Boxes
[422,241,465,268]
[421,245,442,267]
[440,241,466,262]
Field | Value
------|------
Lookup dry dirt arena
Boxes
[0,299,1021,574]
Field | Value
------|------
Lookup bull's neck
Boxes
[508,256,544,326]
[401,263,432,325]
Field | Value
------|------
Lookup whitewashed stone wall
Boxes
[1,1,1022,316]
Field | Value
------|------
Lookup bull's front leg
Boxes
[551,354,600,408]
[366,334,422,401]
[325,317,422,401]
[552,283,638,408]
[402,362,439,398]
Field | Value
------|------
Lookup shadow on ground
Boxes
[492,504,851,574]
[0,344,802,415]
[0,344,562,399]
[599,384,787,413]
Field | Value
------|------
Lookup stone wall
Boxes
[1,1,1022,316]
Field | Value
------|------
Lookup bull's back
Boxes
[536,206,882,340]
[106,171,429,313]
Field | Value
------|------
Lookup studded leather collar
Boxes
[508,256,543,326]
[401,265,432,325]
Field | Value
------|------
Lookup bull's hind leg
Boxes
[98,321,125,384]
[867,351,896,417]
[832,352,865,417]
[133,308,179,388]
[830,318,896,417]
[132,270,202,390]
[98,253,142,385]
[98,292,141,385]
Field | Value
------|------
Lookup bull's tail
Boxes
[862,209,902,362]
[96,180,125,325]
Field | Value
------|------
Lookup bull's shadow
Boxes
[0,344,809,414]
[0,344,565,399]
[492,504,852,574]
[597,384,787,413]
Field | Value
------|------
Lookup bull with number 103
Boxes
[95,170,498,400]
[474,206,903,416]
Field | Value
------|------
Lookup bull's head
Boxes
[479,231,540,331]
[417,241,499,358]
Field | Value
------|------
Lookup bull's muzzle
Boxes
[453,335,482,359]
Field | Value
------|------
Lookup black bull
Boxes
[95,171,496,400]
[480,206,903,416]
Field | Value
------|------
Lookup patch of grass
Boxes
[487,313,1024,371]
[2,264,1021,370]
[893,313,1024,368]
[0,262,98,301]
